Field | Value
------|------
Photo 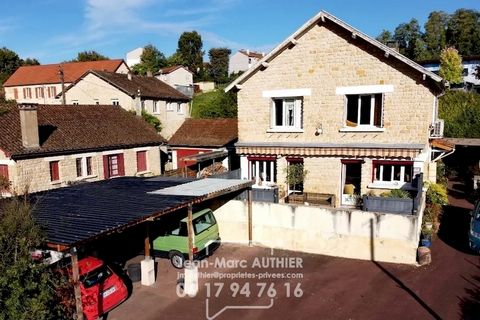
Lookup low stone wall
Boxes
[213,200,422,264]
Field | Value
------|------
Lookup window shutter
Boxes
[118,153,125,176]
[137,151,147,172]
[0,165,8,180]
[103,155,110,179]
[13,89,18,100]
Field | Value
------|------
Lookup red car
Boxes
[77,257,128,320]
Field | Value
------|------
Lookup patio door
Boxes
[341,160,362,206]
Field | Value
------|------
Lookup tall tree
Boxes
[376,30,393,45]
[132,44,166,75]
[0,47,23,84]
[394,18,422,59]
[177,31,204,77]
[23,58,40,66]
[424,11,448,60]
[446,9,480,56]
[208,47,231,83]
[439,47,463,84]
[74,50,109,62]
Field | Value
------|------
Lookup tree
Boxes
[446,9,480,56]
[131,44,166,75]
[439,47,463,84]
[166,52,184,67]
[192,90,237,119]
[439,90,480,138]
[0,198,70,319]
[424,11,448,59]
[23,58,40,66]
[394,19,422,59]
[208,48,231,83]
[74,50,109,62]
[376,30,392,44]
[0,47,23,84]
[176,31,204,77]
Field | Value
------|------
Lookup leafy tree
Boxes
[0,47,23,84]
[439,47,463,84]
[73,50,109,62]
[439,90,480,138]
[424,11,448,59]
[376,30,392,44]
[176,31,204,77]
[0,198,71,319]
[192,90,237,119]
[208,48,231,83]
[446,9,480,56]
[23,58,40,66]
[394,18,422,59]
[166,52,184,67]
[141,110,162,132]
[132,44,166,75]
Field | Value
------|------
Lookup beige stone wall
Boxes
[8,146,161,194]
[151,101,189,139]
[157,68,193,87]
[5,84,65,104]
[237,24,436,146]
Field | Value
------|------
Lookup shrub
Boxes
[380,189,412,199]
[426,183,448,205]
[141,110,162,132]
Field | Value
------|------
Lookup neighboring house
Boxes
[156,65,194,97]
[0,103,165,195]
[168,118,238,172]
[3,60,129,104]
[225,10,451,207]
[126,47,144,67]
[228,49,265,75]
[60,70,191,139]
[420,55,480,92]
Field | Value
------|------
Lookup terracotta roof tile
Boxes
[168,118,238,147]
[3,59,126,87]
[0,103,165,159]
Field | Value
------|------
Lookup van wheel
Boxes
[169,251,185,269]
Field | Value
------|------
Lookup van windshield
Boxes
[80,264,112,288]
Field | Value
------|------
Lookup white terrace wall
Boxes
[214,200,423,265]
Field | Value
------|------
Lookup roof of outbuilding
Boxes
[225,10,445,92]
[62,70,190,101]
[239,50,264,59]
[158,65,192,74]
[3,59,126,87]
[168,118,238,147]
[0,103,165,159]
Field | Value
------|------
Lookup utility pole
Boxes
[58,65,66,105]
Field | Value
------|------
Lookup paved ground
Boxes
[107,182,480,320]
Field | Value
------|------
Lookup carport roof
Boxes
[29,177,252,248]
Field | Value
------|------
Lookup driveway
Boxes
[108,185,479,320]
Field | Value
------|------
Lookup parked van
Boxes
[469,201,480,252]
[153,209,221,268]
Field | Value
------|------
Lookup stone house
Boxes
[0,103,165,195]
[228,49,265,75]
[225,10,452,207]
[3,59,129,104]
[60,70,190,139]
[156,65,194,97]
[168,118,239,172]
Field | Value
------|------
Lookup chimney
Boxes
[18,104,40,149]
[127,72,132,81]
[246,49,250,55]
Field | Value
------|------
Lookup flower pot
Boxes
[421,238,432,248]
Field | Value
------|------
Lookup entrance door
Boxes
[341,161,362,206]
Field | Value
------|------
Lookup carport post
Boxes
[70,247,84,320]
[248,187,253,246]
[144,223,151,258]
[187,203,194,261]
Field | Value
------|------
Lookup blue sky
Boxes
[1,0,479,64]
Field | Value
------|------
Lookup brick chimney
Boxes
[127,71,133,81]
[18,104,40,148]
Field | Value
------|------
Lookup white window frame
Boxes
[72,100,79,105]
[341,93,385,132]
[153,101,160,114]
[166,101,175,111]
[176,102,183,114]
[369,162,414,189]
[248,159,276,187]
[75,156,95,179]
[111,99,119,106]
[269,97,303,132]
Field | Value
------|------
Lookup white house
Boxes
[126,47,144,68]
[228,49,265,75]
[156,65,194,97]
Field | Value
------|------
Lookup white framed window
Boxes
[141,100,145,111]
[111,99,119,106]
[153,101,160,114]
[373,161,413,184]
[72,100,79,105]
[176,102,183,114]
[248,157,276,186]
[345,94,383,128]
[94,99,99,105]
[75,156,93,178]
[166,101,174,111]
[270,97,302,131]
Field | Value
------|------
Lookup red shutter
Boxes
[136,151,147,172]
[0,165,8,180]
[49,161,59,181]
[103,155,110,179]
[118,154,125,176]
[13,89,18,100]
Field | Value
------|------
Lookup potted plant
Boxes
[285,163,308,203]
[421,227,433,248]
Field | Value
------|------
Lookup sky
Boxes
[1,0,479,64]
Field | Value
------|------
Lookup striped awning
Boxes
[236,146,421,159]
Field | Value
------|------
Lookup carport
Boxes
[30,176,253,319]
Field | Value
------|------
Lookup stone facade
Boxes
[234,20,442,207]
[1,146,161,195]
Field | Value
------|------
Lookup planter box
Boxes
[286,192,335,207]
[363,195,414,214]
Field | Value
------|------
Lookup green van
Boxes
[153,209,221,268]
